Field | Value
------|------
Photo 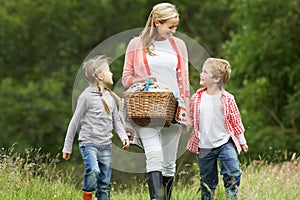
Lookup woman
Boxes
[122,3,190,200]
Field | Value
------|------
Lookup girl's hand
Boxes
[122,139,130,150]
[63,152,71,160]
[241,144,248,153]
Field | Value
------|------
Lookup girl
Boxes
[62,55,129,200]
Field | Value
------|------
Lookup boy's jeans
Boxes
[197,140,242,199]
[79,142,112,200]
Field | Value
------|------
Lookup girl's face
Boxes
[199,65,218,87]
[99,64,113,85]
[154,17,179,40]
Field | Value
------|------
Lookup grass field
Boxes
[0,147,299,200]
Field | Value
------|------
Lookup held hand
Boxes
[241,144,248,153]
[122,139,130,150]
[182,121,192,133]
[63,152,71,160]
[183,98,191,132]
[185,118,192,132]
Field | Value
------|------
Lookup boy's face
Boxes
[199,65,217,87]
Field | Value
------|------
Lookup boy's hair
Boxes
[82,55,110,85]
[140,2,179,55]
[204,58,231,85]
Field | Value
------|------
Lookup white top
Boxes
[199,91,231,148]
[146,39,179,94]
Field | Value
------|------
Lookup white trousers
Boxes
[137,124,182,177]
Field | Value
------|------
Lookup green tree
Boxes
[174,0,236,56]
[3,0,297,162]
[0,69,73,153]
[0,0,237,155]
[0,0,148,79]
[223,0,300,158]
[0,0,148,154]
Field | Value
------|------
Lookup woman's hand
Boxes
[184,118,192,132]
[183,97,192,131]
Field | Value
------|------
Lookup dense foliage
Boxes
[0,0,299,161]
[223,0,300,158]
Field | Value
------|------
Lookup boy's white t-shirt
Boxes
[198,91,231,148]
[146,39,179,94]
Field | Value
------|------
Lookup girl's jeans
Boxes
[79,142,112,200]
[197,140,242,199]
[138,124,181,177]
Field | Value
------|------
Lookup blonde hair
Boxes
[140,3,179,55]
[82,55,121,115]
[203,58,231,85]
[82,55,110,85]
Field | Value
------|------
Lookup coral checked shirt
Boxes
[187,87,246,154]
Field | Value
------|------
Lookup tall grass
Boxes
[0,146,78,199]
[111,158,300,200]
[239,158,300,199]
[0,146,299,200]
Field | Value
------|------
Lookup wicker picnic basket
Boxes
[123,91,177,127]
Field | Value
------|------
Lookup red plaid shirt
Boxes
[186,87,245,154]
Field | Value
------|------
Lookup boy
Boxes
[187,58,248,200]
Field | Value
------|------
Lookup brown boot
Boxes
[83,191,93,200]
